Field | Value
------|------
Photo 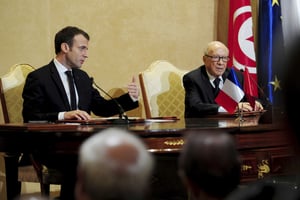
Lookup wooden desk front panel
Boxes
[141,127,299,184]
[0,121,298,184]
[240,146,300,183]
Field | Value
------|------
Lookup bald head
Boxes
[104,137,139,175]
[205,41,229,56]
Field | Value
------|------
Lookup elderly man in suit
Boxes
[183,41,263,118]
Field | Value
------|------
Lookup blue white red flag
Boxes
[215,69,244,113]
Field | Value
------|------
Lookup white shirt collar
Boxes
[206,71,223,83]
[54,58,70,74]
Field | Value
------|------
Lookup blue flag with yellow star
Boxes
[257,0,284,116]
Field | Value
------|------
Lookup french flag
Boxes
[215,68,244,113]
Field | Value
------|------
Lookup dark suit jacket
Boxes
[183,65,244,118]
[22,60,138,122]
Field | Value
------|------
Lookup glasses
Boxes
[205,55,230,62]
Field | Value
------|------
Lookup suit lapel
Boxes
[72,69,84,106]
[200,66,215,100]
[72,69,91,109]
[49,62,71,110]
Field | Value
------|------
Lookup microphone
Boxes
[239,68,273,123]
[239,68,271,107]
[90,77,129,124]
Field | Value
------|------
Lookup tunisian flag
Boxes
[228,0,258,103]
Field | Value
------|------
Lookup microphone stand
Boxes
[240,68,272,107]
[91,78,129,124]
[240,68,273,123]
[236,103,245,124]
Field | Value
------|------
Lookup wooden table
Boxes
[0,116,297,199]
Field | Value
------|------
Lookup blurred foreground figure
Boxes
[75,128,154,200]
[225,37,300,200]
[14,195,50,200]
[178,130,241,200]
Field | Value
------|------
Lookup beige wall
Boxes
[0,0,218,118]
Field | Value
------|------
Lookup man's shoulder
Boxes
[185,65,205,77]
[27,61,53,76]
[223,67,242,79]
[72,67,89,77]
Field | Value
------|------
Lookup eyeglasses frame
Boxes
[205,55,230,62]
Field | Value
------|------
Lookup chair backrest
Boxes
[139,60,188,119]
[0,63,35,123]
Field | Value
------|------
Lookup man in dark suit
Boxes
[183,41,263,118]
[22,26,139,122]
[21,26,140,200]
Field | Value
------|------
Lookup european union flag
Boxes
[257,0,284,118]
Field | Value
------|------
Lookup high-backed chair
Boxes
[0,64,35,123]
[139,60,188,119]
[0,64,62,197]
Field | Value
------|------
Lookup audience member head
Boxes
[14,195,50,200]
[75,127,154,200]
[203,41,230,78]
[178,130,241,200]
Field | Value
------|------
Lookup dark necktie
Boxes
[65,71,77,110]
[213,78,221,97]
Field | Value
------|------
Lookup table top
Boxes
[0,113,267,133]
[0,115,288,154]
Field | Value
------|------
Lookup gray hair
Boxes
[78,127,154,200]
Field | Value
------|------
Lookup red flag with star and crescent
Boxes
[228,0,258,107]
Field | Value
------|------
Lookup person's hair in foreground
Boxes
[75,128,154,200]
[178,130,241,200]
[14,195,50,200]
